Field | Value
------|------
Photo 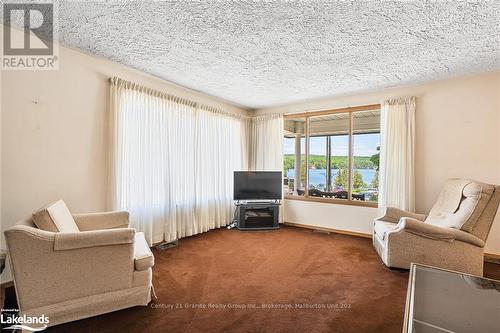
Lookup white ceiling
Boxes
[43,1,500,108]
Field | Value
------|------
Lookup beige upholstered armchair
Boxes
[4,200,154,328]
[373,179,500,276]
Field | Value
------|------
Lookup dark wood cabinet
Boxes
[236,203,280,230]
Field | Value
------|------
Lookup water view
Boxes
[284,113,381,202]
[287,168,377,189]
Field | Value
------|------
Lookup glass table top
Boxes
[407,264,500,333]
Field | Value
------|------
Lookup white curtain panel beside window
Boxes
[249,114,285,222]
[108,78,249,245]
[378,96,416,214]
[249,114,284,171]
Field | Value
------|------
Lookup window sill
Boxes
[284,195,378,208]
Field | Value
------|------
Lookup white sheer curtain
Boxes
[379,96,416,214]
[108,78,249,245]
[249,114,284,171]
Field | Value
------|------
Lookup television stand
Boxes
[235,202,280,231]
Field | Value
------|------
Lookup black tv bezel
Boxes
[233,171,283,201]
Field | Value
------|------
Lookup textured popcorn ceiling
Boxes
[44,1,500,108]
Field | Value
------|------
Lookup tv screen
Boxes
[234,171,282,200]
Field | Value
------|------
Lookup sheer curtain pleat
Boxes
[109,78,249,245]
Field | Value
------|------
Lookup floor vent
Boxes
[155,240,178,250]
[312,229,330,235]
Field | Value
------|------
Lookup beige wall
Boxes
[256,71,500,255]
[0,30,249,252]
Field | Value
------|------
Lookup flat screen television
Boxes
[234,171,282,200]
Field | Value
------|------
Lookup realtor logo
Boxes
[0,309,49,332]
[1,1,58,70]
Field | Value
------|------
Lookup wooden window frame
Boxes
[284,104,381,208]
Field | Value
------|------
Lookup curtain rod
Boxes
[109,76,197,107]
[109,76,252,120]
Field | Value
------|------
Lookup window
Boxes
[283,105,380,206]
[284,117,306,195]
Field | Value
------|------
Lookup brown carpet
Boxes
[6,225,500,332]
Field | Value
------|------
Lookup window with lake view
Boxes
[283,106,380,205]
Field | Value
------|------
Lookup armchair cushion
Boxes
[428,179,471,216]
[54,228,135,251]
[373,221,398,241]
[426,180,494,231]
[134,232,154,271]
[33,200,79,233]
[461,182,495,232]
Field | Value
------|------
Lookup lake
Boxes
[287,169,376,188]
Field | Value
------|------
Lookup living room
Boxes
[1,1,499,332]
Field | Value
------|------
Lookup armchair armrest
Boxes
[376,207,426,223]
[398,217,454,241]
[54,228,135,251]
[72,211,129,231]
[397,217,485,247]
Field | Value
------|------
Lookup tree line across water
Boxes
[284,154,377,172]
[284,153,380,190]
